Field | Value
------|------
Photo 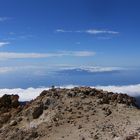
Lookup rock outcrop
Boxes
[0,94,19,112]
[0,87,140,140]
[0,94,21,128]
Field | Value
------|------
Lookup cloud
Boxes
[56,29,72,33]
[82,66,123,73]
[0,67,15,73]
[58,66,123,73]
[0,17,11,22]
[0,51,95,60]
[6,31,34,41]
[56,29,119,35]
[0,66,40,74]
[1,84,140,101]
[86,29,119,35]
[95,84,140,97]
[76,42,81,45]
[0,42,10,47]
[0,87,48,101]
[0,65,121,75]
[8,32,16,35]
[0,52,52,59]
[0,85,76,101]
[60,51,95,57]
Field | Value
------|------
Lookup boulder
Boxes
[32,104,44,119]
[43,98,56,109]
[0,113,11,126]
[10,120,17,126]
[0,94,19,108]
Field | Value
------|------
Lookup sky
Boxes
[0,0,140,89]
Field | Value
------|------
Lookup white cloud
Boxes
[0,66,40,74]
[0,52,51,59]
[82,66,123,73]
[56,29,119,35]
[95,84,140,97]
[0,87,48,101]
[86,29,119,35]
[0,51,95,60]
[0,42,10,47]
[61,51,95,57]
[91,67,119,72]
[0,17,11,22]
[0,85,77,101]
[1,84,140,101]
[0,67,15,73]
[58,66,123,73]
[56,29,72,33]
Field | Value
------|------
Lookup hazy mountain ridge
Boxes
[0,87,140,140]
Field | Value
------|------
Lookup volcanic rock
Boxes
[0,87,140,140]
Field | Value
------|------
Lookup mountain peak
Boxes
[0,87,140,140]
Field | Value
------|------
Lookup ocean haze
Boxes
[0,67,140,89]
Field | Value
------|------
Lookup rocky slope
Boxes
[0,87,140,140]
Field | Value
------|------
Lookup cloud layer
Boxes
[96,84,140,97]
[0,51,95,60]
[0,65,122,74]
[0,87,48,101]
[0,85,75,101]
[59,66,123,73]
[1,84,140,101]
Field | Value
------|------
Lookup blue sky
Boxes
[0,0,140,85]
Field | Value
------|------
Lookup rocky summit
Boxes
[0,87,140,140]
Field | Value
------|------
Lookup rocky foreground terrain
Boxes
[0,87,140,140]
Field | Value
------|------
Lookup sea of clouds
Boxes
[0,84,140,101]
